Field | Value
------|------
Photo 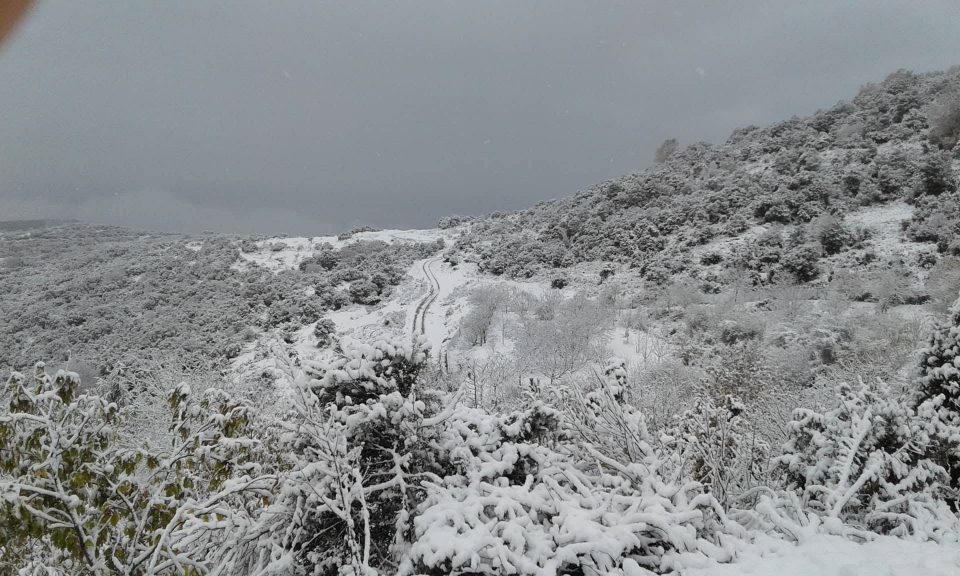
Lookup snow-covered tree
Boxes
[237,339,446,575]
[313,318,338,349]
[655,138,679,164]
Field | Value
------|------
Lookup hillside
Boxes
[0,224,442,383]
[456,68,960,289]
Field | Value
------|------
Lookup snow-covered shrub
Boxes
[460,354,517,411]
[914,150,957,197]
[313,318,338,348]
[438,215,470,229]
[717,319,763,346]
[906,204,957,249]
[349,278,382,305]
[566,360,654,463]
[230,352,746,576]
[403,388,746,575]
[775,378,954,539]
[912,291,960,495]
[459,285,509,347]
[813,216,852,255]
[515,294,611,386]
[632,360,701,431]
[661,394,770,507]
[244,339,440,575]
[780,243,821,283]
[0,363,272,573]
[926,87,960,150]
[704,342,772,403]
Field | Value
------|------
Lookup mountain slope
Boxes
[456,68,960,287]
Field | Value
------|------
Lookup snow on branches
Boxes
[775,378,955,540]
[912,290,960,494]
[0,363,275,575]
[239,338,439,575]
[400,359,749,575]
[5,331,960,575]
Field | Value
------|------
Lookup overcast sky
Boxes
[1,1,959,235]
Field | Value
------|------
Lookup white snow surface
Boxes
[843,200,913,233]
[233,227,454,273]
[688,533,960,576]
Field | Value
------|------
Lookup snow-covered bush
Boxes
[926,87,960,150]
[313,318,338,348]
[240,339,442,575]
[775,378,954,539]
[779,244,821,283]
[237,346,753,576]
[0,363,273,573]
[813,216,852,255]
[349,278,382,305]
[661,394,770,507]
[459,286,508,347]
[914,150,957,198]
[403,389,746,575]
[912,290,960,495]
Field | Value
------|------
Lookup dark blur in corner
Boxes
[0,0,33,47]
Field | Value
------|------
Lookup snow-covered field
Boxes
[233,227,455,273]
[689,534,960,576]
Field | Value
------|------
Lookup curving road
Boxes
[411,257,441,343]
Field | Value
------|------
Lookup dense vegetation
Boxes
[0,224,441,383]
[3,315,959,573]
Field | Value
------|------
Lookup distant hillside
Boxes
[455,68,960,287]
[0,223,441,380]
[0,218,78,232]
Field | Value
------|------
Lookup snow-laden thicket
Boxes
[4,304,960,574]
[0,363,274,574]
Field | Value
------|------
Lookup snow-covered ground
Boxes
[231,227,480,386]
[322,257,476,358]
[232,228,455,273]
[689,533,960,576]
[840,201,939,286]
[231,200,940,396]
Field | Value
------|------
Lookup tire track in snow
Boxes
[411,258,441,345]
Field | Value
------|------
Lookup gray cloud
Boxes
[1,1,959,234]
[0,189,339,235]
